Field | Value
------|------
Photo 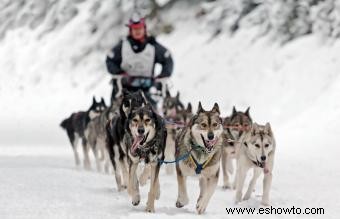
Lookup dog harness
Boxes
[188,153,214,174]
[188,140,215,174]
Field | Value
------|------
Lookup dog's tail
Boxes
[60,118,70,130]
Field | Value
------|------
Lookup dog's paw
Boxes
[196,202,206,215]
[131,195,141,206]
[235,192,242,204]
[243,192,252,201]
[145,206,155,213]
[175,196,189,208]
[261,199,270,206]
[155,188,160,200]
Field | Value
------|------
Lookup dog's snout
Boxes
[207,132,214,140]
[138,127,145,135]
[261,155,266,161]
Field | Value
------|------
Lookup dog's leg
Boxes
[128,162,140,206]
[235,163,248,204]
[82,137,91,170]
[196,170,219,214]
[103,148,111,174]
[145,162,160,212]
[175,164,189,208]
[222,149,231,189]
[164,132,175,175]
[196,177,206,210]
[91,141,102,173]
[155,175,160,200]
[68,132,80,166]
[139,164,151,186]
[113,146,124,191]
[243,168,261,201]
[120,156,129,189]
[262,171,272,206]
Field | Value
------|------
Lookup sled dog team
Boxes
[61,89,276,214]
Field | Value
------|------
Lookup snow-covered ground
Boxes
[1,1,340,218]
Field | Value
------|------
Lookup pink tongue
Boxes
[263,163,269,174]
[131,136,144,154]
[206,138,217,148]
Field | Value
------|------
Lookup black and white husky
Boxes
[105,90,147,191]
[60,97,106,169]
[124,103,166,212]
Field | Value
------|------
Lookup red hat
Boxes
[126,12,146,29]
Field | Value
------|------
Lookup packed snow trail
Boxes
[0,144,338,219]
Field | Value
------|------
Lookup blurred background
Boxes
[0,0,339,147]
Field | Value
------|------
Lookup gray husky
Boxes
[235,122,276,206]
[60,97,106,169]
[221,106,252,189]
[85,97,120,173]
[175,102,223,214]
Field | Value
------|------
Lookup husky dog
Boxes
[85,97,121,173]
[175,103,193,127]
[162,89,184,174]
[60,97,106,169]
[175,102,223,214]
[106,90,147,191]
[221,106,252,189]
[124,103,166,212]
[235,123,276,206]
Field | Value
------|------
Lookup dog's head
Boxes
[175,103,193,126]
[119,89,147,118]
[88,97,107,119]
[244,122,275,168]
[127,104,159,155]
[162,89,184,118]
[223,106,252,139]
[189,102,223,153]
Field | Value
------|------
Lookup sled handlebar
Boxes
[111,75,170,98]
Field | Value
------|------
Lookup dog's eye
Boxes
[201,123,207,128]
[132,118,138,123]
[229,142,234,146]
[145,118,151,123]
[265,144,270,148]
[255,144,260,148]
[212,122,218,127]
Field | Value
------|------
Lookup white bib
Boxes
[121,39,155,77]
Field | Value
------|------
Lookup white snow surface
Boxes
[0,3,340,219]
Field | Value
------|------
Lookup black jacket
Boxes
[106,36,173,78]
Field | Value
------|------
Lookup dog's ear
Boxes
[251,123,258,136]
[211,103,220,114]
[187,103,192,113]
[101,98,107,107]
[245,107,250,117]
[122,88,130,96]
[176,91,180,100]
[92,96,97,104]
[232,106,237,116]
[188,115,198,127]
[264,122,272,136]
[165,85,171,98]
[138,90,148,105]
[197,101,204,114]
